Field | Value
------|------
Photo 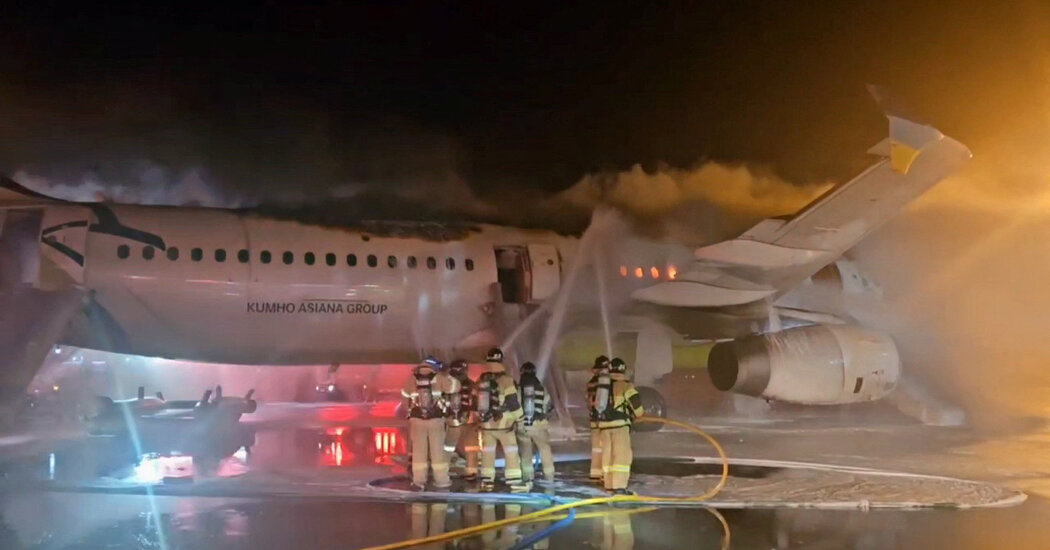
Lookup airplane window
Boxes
[142,246,154,260]
[215,249,227,262]
[347,254,357,267]
[407,256,418,269]
[465,258,474,271]
[426,257,437,270]
[388,255,397,268]
[325,253,336,266]
[261,251,272,264]
[167,247,180,261]
[192,248,203,262]
[446,258,456,270]
[117,245,129,259]
[367,254,378,267]
[283,251,294,265]
[238,249,249,263]
[305,252,316,266]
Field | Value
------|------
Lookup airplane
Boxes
[0,101,971,424]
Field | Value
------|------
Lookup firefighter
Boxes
[517,361,555,483]
[587,355,611,483]
[401,357,451,490]
[476,347,528,492]
[446,358,481,480]
[595,357,644,494]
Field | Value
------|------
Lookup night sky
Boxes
[2,1,1048,210]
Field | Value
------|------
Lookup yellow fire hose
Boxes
[360,416,730,550]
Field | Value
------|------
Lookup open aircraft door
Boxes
[495,244,562,304]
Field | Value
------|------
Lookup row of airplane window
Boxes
[115,245,476,271]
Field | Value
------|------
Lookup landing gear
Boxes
[634,386,667,432]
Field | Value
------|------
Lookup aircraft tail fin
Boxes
[701,108,971,264]
[634,96,971,308]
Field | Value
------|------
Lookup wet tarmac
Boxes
[1,489,1048,549]
[0,402,1048,549]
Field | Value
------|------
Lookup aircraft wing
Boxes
[632,113,971,307]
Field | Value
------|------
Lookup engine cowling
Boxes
[707,325,900,405]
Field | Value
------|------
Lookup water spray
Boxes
[534,207,617,379]
[592,244,614,359]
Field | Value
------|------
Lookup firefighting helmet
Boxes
[593,355,611,371]
[486,348,504,362]
[423,356,443,370]
[521,361,537,375]
[449,359,468,375]
[610,357,628,373]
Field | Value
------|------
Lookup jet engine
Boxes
[707,325,900,405]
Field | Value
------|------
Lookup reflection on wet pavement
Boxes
[2,490,1050,549]
[2,407,1050,548]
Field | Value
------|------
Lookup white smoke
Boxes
[557,161,830,243]
[13,163,245,208]
[561,161,830,219]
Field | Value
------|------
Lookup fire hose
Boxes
[359,416,730,550]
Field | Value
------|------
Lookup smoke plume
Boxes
[558,162,830,243]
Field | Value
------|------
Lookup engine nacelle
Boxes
[707,325,900,405]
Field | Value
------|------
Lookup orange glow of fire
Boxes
[634,267,643,279]
[619,266,627,277]
[650,267,659,279]
[668,265,677,280]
